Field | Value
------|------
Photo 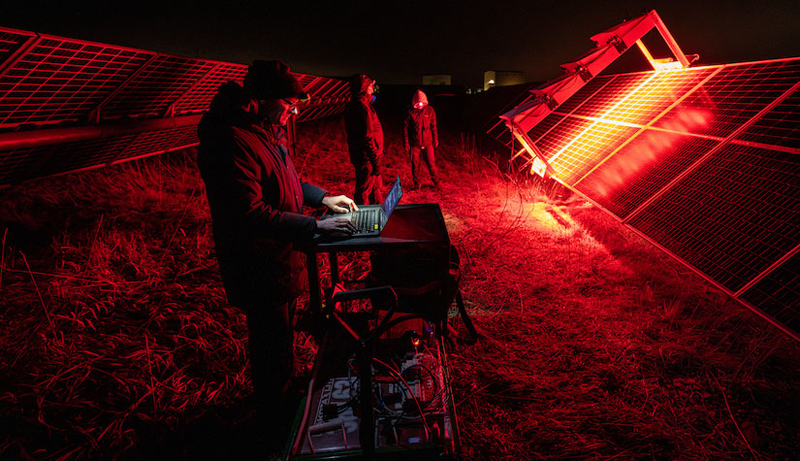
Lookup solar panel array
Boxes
[499,57,800,339]
[0,26,350,185]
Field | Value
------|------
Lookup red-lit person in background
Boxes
[196,60,357,445]
[344,74,384,204]
[403,89,439,190]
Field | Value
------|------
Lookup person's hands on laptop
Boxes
[321,195,359,214]
[317,195,359,237]
[316,216,357,236]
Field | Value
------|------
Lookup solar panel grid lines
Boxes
[0,29,35,68]
[173,62,248,115]
[655,59,800,139]
[527,113,566,145]
[595,68,717,126]
[576,134,720,218]
[0,36,154,129]
[37,134,138,176]
[100,55,216,120]
[627,143,800,292]
[120,125,198,160]
[570,73,651,118]
[569,67,726,188]
[541,75,660,182]
[0,145,45,184]
[736,86,800,151]
[548,122,639,184]
[554,75,617,114]
[740,249,800,330]
[510,77,624,163]
[533,115,594,159]
[620,74,800,226]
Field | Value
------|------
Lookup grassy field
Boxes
[1,115,799,460]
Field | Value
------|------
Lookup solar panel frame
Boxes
[0,34,155,129]
[172,62,248,115]
[99,54,217,120]
[740,248,800,332]
[735,85,800,151]
[0,28,35,65]
[497,55,800,341]
[576,133,720,218]
[627,143,800,292]
[654,58,800,139]
[0,26,351,186]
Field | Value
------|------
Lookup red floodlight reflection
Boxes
[582,116,710,199]
[501,54,800,342]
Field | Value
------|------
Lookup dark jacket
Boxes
[344,80,383,172]
[197,82,326,307]
[403,105,438,149]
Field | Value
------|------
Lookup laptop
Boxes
[320,176,403,237]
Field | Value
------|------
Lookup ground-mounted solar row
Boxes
[654,59,800,139]
[100,55,216,120]
[173,63,248,115]
[735,85,800,151]
[0,36,153,128]
[627,143,800,293]
[577,132,719,218]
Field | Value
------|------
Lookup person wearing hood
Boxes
[344,74,384,204]
[403,89,439,190]
[196,60,357,441]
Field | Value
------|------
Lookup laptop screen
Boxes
[381,176,403,222]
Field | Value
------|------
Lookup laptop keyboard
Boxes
[352,209,378,232]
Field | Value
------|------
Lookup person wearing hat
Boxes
[344,74,384,204]
[403,89,439,190]
[196,60,357,441]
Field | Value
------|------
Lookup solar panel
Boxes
[498,29,800,340]
[0,26,350,186]
[172,63,247,116]
[654,60,800,139]
[101,54,216,120]
[0,35,154,129]
[741,250,800,332]
[735,85,800,150]
[0,28,34,63]
[576,134,720,218]
[627,143,800,292]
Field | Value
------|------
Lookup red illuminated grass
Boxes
[1,116,799,459]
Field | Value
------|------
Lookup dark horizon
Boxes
[5,0,800,88]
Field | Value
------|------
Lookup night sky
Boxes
[5,0,800,88]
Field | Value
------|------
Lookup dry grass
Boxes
[1,116,799,459]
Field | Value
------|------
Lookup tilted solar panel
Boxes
[100,54,216,120]
[577,134,720,218]
[627,143,800,292]
[0,35,154,129]
[172,63,248,116]
[500,56,800,341]
[0,26,350,186]
[653,60,800,139]
[0,28,35,63]
[741,251,800,332]
[736,86,800,150]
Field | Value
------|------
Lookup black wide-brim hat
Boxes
[243,60,310,101]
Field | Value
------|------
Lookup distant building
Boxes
[422,74,452,85]
[484,70,525,91]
